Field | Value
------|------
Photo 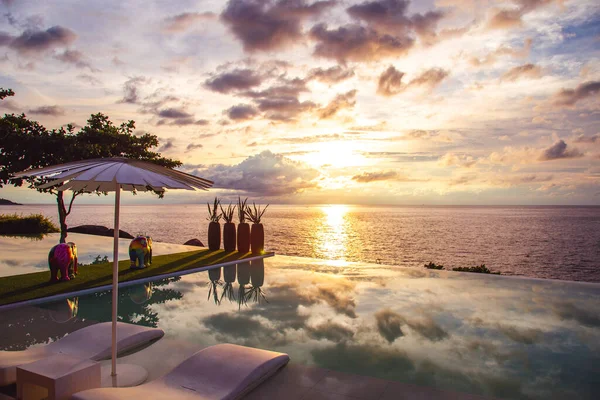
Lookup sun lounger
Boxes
[71,343,290,400]
[0,322,164,386]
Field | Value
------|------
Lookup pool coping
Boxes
[0,252,274,312]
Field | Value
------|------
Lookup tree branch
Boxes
[66,191,80,216]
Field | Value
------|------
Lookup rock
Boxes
[184,238,205,247]
[67,225,134,239]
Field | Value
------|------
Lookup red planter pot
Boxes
[237,223,250,253]
[251,223,264,255]
[223,222,236,252]
[208,222,221,251]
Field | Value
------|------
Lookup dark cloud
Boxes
[310,23,414,62]
[77,74,101,85]
[203,313,280,343]
[186,143,203,152]
[0,31,12,46]
[7,26,76,55]
[352,170,399,183]
[54,49,96,71]
[119,76,146,104]
[204,68,263,94]
[158,138,175,152]
[156,118,208,126]
[199,150,320,196]
[226,104,259,120]
[221,0,336,52]
[254,97,317,121]
[162,12,216,33]
[539,140,583,161]
[487,0,559,30]
[306,321,355,342]
[552,301,600,328]
[552,81,600,106]
[157,107,192,119]
[307,65,355,84]
[377,65,404,96]
[242,77,308,99]
[377,66,447,96]
[347,0,444,43]
[501,63,542,81]
[574,134,599,143]
[28,105,65,116]
[318,89,356,119]
[496,324,543,344]
[375,309,404,343]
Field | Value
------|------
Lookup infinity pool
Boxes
[1,235,599,399]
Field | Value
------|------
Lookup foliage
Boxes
[452,264,500,274]
[220,203,236,223]
[79,255,110,267]
[0,92,181,242]
[246,202,269,224]
[0,213,59,235]
[424,262,444,270]
[0,88,14,100]
[245,286,268,304]
[237,197,248,224]
[207,197,221,223]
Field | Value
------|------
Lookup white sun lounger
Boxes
[71,343,290,400]
[0,322,164,386]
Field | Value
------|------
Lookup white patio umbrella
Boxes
[13,157,213,386]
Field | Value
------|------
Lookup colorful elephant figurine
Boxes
[48,242,78,282]
[129,236,152,269]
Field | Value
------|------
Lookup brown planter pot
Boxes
[250,259,264,287]
[223,264,236,283]
[223,222,236,252]
[251,223,264,255]
[208,222,221,251]
[237,223,250,253]
[208,266,221,282]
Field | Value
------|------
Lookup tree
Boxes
[0,88,15,100]
[0,90,181,243]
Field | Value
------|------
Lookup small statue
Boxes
[129,235,152,269]
[48,242,78,282]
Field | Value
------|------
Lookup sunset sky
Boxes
[0,0,599,205]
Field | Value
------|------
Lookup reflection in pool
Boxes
[1,255,599,399]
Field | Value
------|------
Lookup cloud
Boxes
[501,63,542,81]
[199,150,320,196]
[77,74,101,85]
[162,12,216,33]
[254,97,317,121]
[307,65,355,84]
[352,170,399,183]
[7,26,76,55]
[377,65,405,96]
[574,134,599,143]
[158,138,175,152]
[496,324,543,344]
[378,67,448,96]
[204,69,263,94]
[439,153,477,168]
[310,23,414,62]
[221,0,336,52]
[347,0,445,43]
[318,89,356,119]
[225,104,259,120]
[375,309,404,343]
[552,81,600,106]
[486,0,560,30]
[156,118,208,126]
[539,140,583,161]
[28,105,65,116]
[119,76,146,104]
[157,107,192,119]
[306,320,355,342]
[552,301,600,328]
[185,143,203,152]
[54,49,96,71]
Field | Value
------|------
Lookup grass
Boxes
[0,249,272,306]
[0,214,59,235]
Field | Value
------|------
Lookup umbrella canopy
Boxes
[13,157,213,386]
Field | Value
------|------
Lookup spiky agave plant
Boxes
[237,197,248,224]
[246,202,269,224]
[220,203,236,223]
[247,202,269,255]
[207,197,222,223]
[237,197,251,253]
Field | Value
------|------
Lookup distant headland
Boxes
[0,198,21,205]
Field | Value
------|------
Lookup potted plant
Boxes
[246,259,267,304]
[220,203,237,252]
[207,197,221,251]
[221,264,237,303]
[237,197,251,254]
[246,202,269,255]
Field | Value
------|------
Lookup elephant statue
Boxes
[48,242,78,282]
[129,235,152,269]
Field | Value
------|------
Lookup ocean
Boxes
[1,204,599,282]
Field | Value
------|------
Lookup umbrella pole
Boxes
[111,183,120,377]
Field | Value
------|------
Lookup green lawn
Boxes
[0,249,272,306]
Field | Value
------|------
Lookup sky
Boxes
[0,0,599,206]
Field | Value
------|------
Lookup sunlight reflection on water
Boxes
[315,205,350,262]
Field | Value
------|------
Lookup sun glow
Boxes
[302,141,367,168]
[314,205,350,261]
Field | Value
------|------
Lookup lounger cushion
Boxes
[0,322,164,386]
[71,343,290,400]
